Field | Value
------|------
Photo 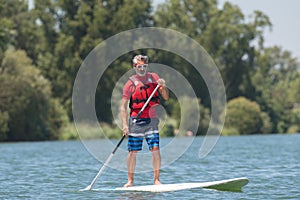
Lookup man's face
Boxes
[134,62,148,76]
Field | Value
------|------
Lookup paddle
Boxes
[82,84,160,191]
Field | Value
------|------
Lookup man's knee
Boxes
[128,151,138,157]
[151,146,159,152]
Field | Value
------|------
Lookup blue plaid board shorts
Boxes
[128,117,159,151]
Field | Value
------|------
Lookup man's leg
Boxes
[125,135,143,187]
[124,150,137,187]
[146,133,161,185]
[151,146,161,185]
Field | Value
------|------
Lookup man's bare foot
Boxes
[123,181,134,187]
[154,179,161,185]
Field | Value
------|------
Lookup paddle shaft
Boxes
[86,135,125,189]
[84,84,160,190]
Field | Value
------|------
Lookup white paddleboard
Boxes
[113,177,249,192]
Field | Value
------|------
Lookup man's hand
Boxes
[157,78,166,87]
[122,126,129,136]
[157,78,169,100]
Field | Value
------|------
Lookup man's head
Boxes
[132,55,148,76]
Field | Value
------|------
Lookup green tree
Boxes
[288,76,300,133]
[171,96,210,135]
[0,111,9,140]
[0,18,14,62]
[0,49,68,141]
[0,0,26,62]
[225,97,271,134]
[252,46,299,132]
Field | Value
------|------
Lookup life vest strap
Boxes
[131,96,160,104]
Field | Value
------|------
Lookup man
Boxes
[120,55,169,187]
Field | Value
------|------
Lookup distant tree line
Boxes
[0,0,299,141]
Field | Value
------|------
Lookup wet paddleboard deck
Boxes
[112,177,249,192]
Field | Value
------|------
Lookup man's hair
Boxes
[132,55,148,67]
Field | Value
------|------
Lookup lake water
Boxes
[1,134,299,199]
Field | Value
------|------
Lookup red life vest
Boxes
[129,73,160,110]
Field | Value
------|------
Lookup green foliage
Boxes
[179,96,200,133]
[159,117,177,137]
[252,46,300,133]
[0,49,67,141]
[60,122,122,140]
[0,18,14,62]
[225,97,269,134]
[198,101,211,135]
[160,124,175,137]
[170,96,210,136]
[0,111,9,140]
[286,125,299,134]
[260,112,272,134]
[59,122,79,140]
[221,127,239,136]
[47,98,69,139]
[101,122,123,139]
[286,109,300,133]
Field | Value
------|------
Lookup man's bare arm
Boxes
[120,98,129,136]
